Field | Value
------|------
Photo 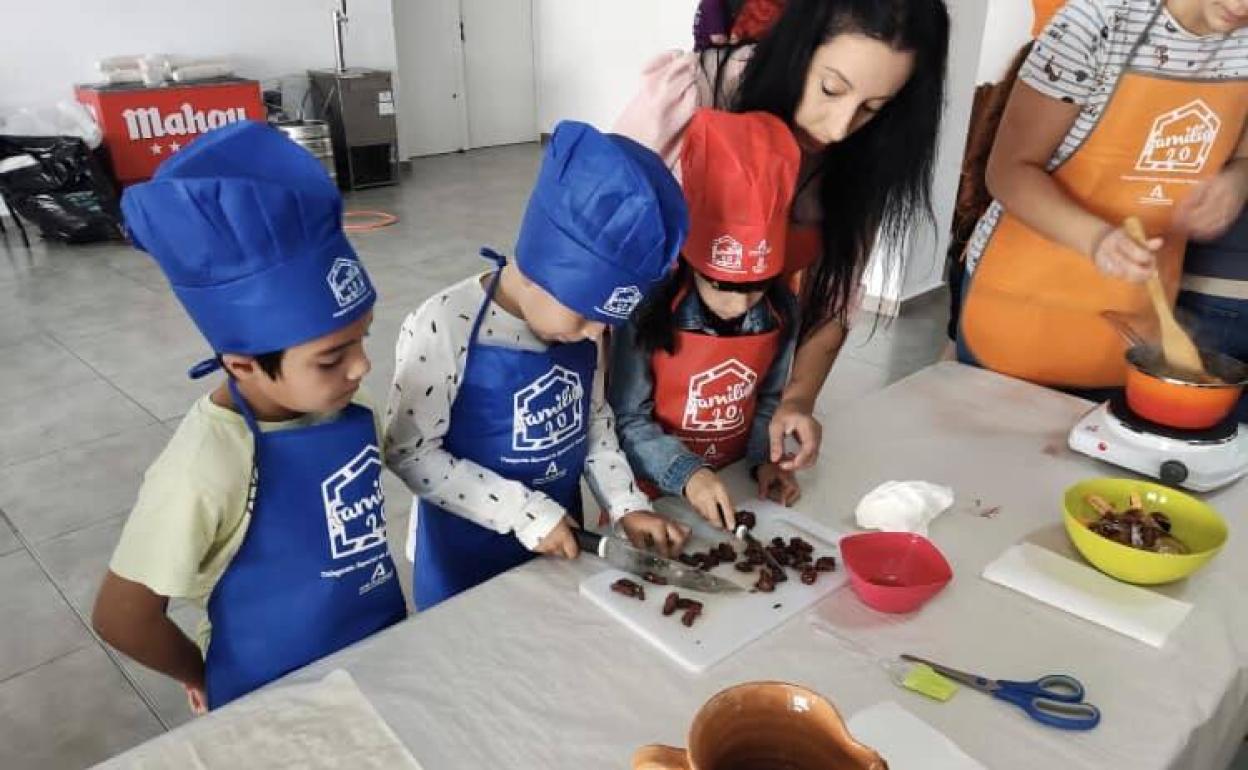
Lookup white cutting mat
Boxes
[580,501,848,673]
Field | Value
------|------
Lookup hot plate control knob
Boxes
[1160,460,1188,486]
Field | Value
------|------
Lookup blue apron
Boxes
[204,380,407,709]
[413,254,595,610]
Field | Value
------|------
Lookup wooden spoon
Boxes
[1122,217,1205,377]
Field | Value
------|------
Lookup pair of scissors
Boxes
[900,654,1102,731]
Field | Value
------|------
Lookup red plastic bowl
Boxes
[840,532,953,613]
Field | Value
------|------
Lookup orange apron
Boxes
[960,34,1248,388]
[640,287,782,498]
[1031,0,1065,37]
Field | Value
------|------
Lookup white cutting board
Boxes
[580,500,848,673]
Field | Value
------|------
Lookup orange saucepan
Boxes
[1124,345,1246,430]
[1102,311,1247,430]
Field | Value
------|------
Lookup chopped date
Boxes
[642,572,668,585]
[663,592,680,616]
[611,579,645,600]
[815,556,837,572]
[771,537,786,549]
[800,568,818,585]
[734,560,756,573]
[736,510,757,530]
[755,571,776,593]
[715,542,737,561]
[681,607,701,627]
[675,597,703,612]
[790,537,814,553]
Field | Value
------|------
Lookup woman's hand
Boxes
[768,400,822,471]
[1090,224,1162,282]
[1173,166,1248,242]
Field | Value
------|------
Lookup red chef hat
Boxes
[679,108,799,283]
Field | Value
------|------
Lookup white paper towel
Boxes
[94,670,422,769]
[855,480,954,535]
[981,543,1192,648]
[848,701,986,769]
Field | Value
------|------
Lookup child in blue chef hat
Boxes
[92,121,406,712]
[385,121,694,610]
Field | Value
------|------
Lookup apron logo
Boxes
[534,460,567,486]
[328,257,371,317]
[1140,183,1173,207]
[749,240,771,274]
[513,366,585,451]
[683,359,758,433]
[321,445,388,560]
[1136,100,1221,174]
[598,285,643,318]
[710,235,746,273]
[359,561,394,595]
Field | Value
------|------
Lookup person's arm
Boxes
[985,82,1157,279]
[768,318,840,470]
[605,320,707,498]
[986,0,1159,281]
[383,301,565,552]
[92,573,205,700]
[746,293,798,466]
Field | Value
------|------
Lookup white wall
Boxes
[976,0,1034,82]
[0,0,399,124]
[889,0,991,304]
[533,0,698,134]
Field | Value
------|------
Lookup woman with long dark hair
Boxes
[615,0,951,470]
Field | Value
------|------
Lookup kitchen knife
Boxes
[574,529,745,594]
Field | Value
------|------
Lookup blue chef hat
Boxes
[515,121,688,324]
[121,121,375,374]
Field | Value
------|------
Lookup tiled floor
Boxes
[0,142,1059,768]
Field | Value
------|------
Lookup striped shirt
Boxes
[965,0,1248,273]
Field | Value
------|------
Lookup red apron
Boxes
[645,287,783,497]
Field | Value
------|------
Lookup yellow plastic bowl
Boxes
[1063,478,1228,585]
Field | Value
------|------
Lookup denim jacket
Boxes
[608,286,798,496]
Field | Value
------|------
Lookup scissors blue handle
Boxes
[993,676,1101,731]
[901,655,1101,731]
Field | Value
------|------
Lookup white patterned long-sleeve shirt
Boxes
[384,272,650,560]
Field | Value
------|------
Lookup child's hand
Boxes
[618,511,692,558]
[768,404,822,471]
[756,462,801,506]
[534,516,580,559]
[184,679,208,716]
[684,468,737,530]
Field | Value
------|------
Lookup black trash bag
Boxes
[0,135,123,244]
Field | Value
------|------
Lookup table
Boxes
[103,363,1248,769]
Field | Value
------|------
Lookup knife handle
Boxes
[573,528,606,558]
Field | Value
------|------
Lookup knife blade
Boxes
[574,529,744,594]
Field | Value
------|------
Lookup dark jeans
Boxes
[1176,290,1248,423]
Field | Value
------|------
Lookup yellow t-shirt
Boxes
[108,390,382,648]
